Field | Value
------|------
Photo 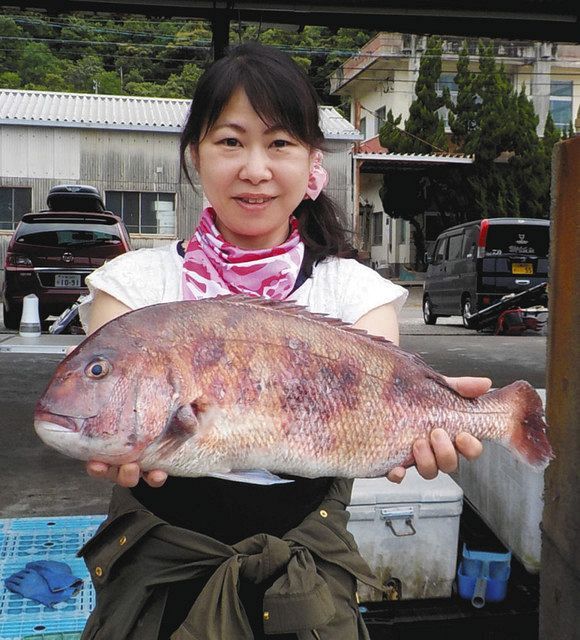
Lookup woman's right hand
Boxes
[86,461,168,488]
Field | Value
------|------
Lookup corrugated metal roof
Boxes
[0,89,361,140]
[355,151,474,164]
[0,89,187,132]
[319,106,363,140]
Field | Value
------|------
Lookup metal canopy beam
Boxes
[8,1,580,44]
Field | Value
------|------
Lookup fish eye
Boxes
[85,358,111,379]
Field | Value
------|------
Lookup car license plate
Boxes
[512,263,533,275]
[55,273,81,288]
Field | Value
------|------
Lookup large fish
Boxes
[34,297,553,482]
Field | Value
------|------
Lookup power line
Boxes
[2,36,579,83]
[0,12,211,26]
[0,34,211,49]
[2,33,579,81]
[10,15,209,42]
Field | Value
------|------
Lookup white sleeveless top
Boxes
[79,241,407,329]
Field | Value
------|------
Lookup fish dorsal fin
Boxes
[211,294,394,341]
[211,295,451,386]
[211,294,412,350]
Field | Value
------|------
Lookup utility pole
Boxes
[211,11,230,60]
[539,136,580,639]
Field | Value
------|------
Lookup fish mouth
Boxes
[34,411,84,433]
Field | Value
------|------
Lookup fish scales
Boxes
[34,296,553,479]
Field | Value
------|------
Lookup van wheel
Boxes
[423,297,437,325]
[3,305,21,330]
[462,297,475,329]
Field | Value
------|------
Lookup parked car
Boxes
[422,217,550,328]
[2,185,131,330]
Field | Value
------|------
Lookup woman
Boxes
[78,43,488,639]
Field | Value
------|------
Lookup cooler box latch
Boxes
[380,507,416,537]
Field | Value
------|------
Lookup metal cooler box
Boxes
[347,468,463,601]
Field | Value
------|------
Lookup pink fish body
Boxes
[34,297,553,479]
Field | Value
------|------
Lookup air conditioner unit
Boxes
[540,43,551,60]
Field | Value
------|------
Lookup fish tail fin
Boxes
[496,381,553,469]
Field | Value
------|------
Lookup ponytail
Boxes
[294,193,354,277]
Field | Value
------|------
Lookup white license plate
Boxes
[55,274,81,288]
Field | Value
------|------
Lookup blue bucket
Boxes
[457,544,511,608]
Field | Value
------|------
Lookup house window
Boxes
[359,116,367,139]
[0,187,32,230]
[105,191,176,235]
[436,73,459,127]
[374,106,386,136]
[372,211,383,246]
[550,81,573,129]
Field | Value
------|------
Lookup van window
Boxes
[485,224,549,257]
[432,237,448,264]
[447,234,464,261]
[463,226,479,258]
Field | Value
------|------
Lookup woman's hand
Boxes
[86,461,168,488]
[386,375,491,484]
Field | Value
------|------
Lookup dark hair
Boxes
[179,42,351,275]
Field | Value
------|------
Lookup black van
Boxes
[422,217,549,328]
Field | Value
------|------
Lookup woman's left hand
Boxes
[386,375,491,484]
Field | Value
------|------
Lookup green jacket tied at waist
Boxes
[78,480,383,640]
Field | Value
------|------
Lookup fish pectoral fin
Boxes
[171,401,202,435]
[206,469,295,485]
[154,401,203,458]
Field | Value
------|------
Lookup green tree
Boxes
[463,44,520,217]
[539,113,561,214]
[177,62,203,98]
[18,42,65,86]
[378,110,403,150]
[67,54,105,92]
[464,44,513,159]
[124,81,167,98]
[161,74,186,98]
[39,72,72,92]
[96,70,122,95]
[542,112,561,151]
[564,120,575,139]
[0,16,26,73]
[448,41,478,150]
[0,71,22,89]
[509,87,546,217]
[398,35,448,154]
[123,68,144,85]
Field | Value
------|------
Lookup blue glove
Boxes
[4,560,83,608]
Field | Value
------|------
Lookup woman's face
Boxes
[191,88,315,249]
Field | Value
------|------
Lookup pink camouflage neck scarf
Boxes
[182,207,305,300]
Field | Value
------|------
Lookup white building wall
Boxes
[348,62,416,140]
[0,127,80,181]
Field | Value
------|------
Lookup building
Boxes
[0,89,361,279]
[330,33,580,276]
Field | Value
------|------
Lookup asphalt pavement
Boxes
[0,286,547,518]
[398,286,547,387]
